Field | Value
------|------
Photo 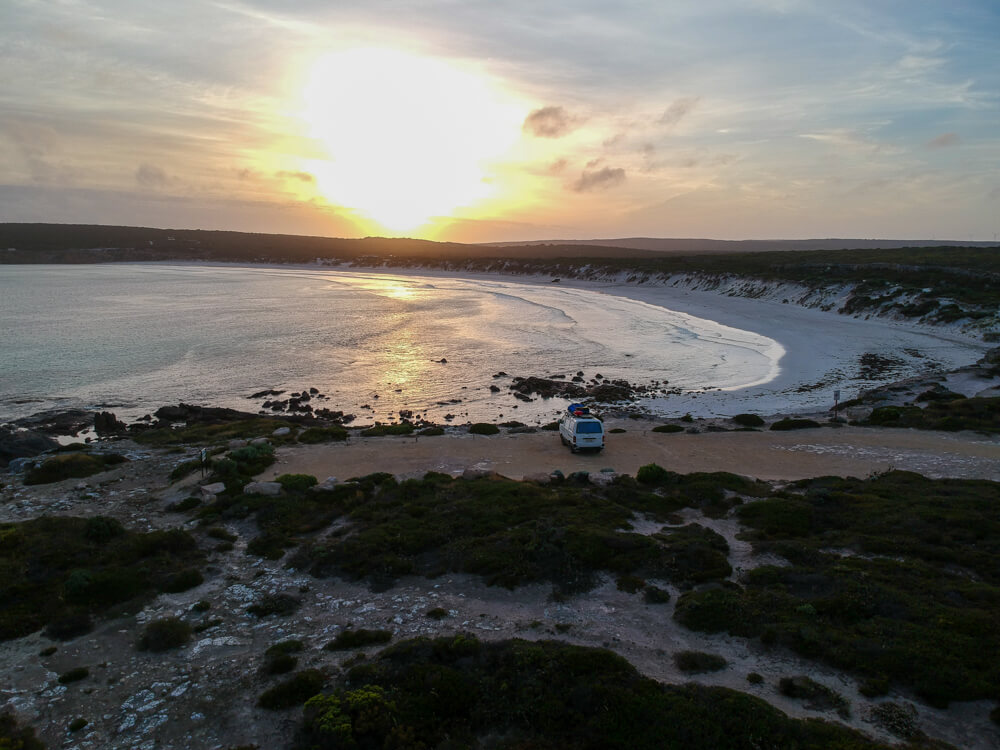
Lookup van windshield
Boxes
[576,422,602,434]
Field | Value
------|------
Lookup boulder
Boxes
[243,481,282,496]
[249,437,270,446]
[311,476,339,492]
[12,409,91,436]
[200,482,227,499]
[94,411,127,435]
[7,456,39,474]
[590,472,618,487]
[271,427,291,437]
[0,426,58,467]
[228,439,248,449]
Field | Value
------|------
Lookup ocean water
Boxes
[0,264,781,425]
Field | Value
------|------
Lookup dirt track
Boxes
[267,423,1000,483]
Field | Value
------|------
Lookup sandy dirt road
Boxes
[267,423,1000,483]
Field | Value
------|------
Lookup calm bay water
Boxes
[0,264,780,425]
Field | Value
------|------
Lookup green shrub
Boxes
[426,607,449,620]
[161,568,204,593]
[167,496,201,512]
[24,453,127,485]
[636,463,671,484]
[191,600,211,612]
[325,629,393,650]
[732,413,765,427]
[769,418,822,431]
[609,428,627,433]
[417,426,445,436]
[267,639,305,655]
[263,652,298,675]
[276,473,318,492]
[674,651,727,674]
[469,423,500,435]
[138,617,191,652]
[673,588,747,634]
[747,672,764,684]
[0,712,45,750]
[859,676,890,698]
[616,574,645,593]
[779,676,850,718]
[298,426,348,443]
[643,585,671,604]
[258,669,325,710]
[84,516,125,543]
[247,594,300,617]
[652,424,684,433]
[361,423,415,437]
[58,666,89,684]
[206,527,237,542]
[68,717,88,732]
[246,534,289,560]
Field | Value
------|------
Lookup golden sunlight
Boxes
[300,48,523,234]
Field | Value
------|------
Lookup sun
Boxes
[300,48,522,234]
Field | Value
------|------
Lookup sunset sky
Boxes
[1,1,998,242]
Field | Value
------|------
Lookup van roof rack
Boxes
[567,403,591,416]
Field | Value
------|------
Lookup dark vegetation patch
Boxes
[275,473,318,492]
[138,617,192,652]
[262,641,304,676]
[133,417,289,446]
[417,426,445,436]
[731,413,765,427]
[24,452,127,485]
[674,471,1000,707]
[0,711,45,750]
[862,397,1000,433]
[297,426,348,443]
[769,418,822,431]
[643,585,671,604]
[68,717,88,732]
[426,607,449,620]
[258,669,326,710]
[674,650,727,674]
[468,422,500,435]
[360,423,415,437]
[779,676,850,718]
[653,524,731,587]
[296,471,764,593]
[325,628,393,650]
[247,593,301,617]
[58,666,89,684]
[0,517,202,641]
[651,424,684,433]
[294,635,895,750]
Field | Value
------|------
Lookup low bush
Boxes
[747,672,764,684]
[652,424,684,433]
[68,717,88,732]
[0,712,45,750]
[247,594,301,617]
[297,426,348,444]
[426,607,449,620]
[167,496,201,513]
[769,418,822,431]
[325,628,393,650]
[636,463,671,484]
[674,651,727,674]
[263,652,298,675]
[417,426,445,436]
[643,585,671,604]
[24,452,127,485]
[58,666,89,684]
[294,636,894,750]
[276,473,318,492]
[161,568,204,593]
[732,413,765,427]
[468,423,500,435]
[361,423,415,437]
[616,574,645,593]
[138,617,191,652]
[258,669,325,710]
[779,676,850,718]
[206,527,237,542]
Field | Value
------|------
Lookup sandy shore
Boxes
[267,422,1000,483]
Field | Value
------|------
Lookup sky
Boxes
[1,1,998,243]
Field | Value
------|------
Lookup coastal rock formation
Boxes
[0,427,58,468]
[153,404,258,424]
[94,411,127,435]
[12,408,91,436]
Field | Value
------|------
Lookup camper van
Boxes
[559,403,604,453]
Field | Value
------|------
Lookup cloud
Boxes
[136,163,168,188]
[573,166,626,192]
[926,132,959,149]
[658,97,700,128]
[547,158,568,175]
[522,106,578,138]
[277,170,316,182]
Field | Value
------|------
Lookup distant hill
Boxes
[484,237,1000,254]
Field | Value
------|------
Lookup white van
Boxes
[559,404,604,453]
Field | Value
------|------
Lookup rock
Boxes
[7,456,39,474]
[153,403,259,424]
[439,358,448,363]
[590,472,618,487]
[12,408,91,436]
[227,439,248,449]
[243,481,282,496]
[249,437,270,446]
[311,477,339,492]
[94,411,127,434]
[272,427,291,437]
[489,385,501,392]
[567,471,591,484]
[200,482,226,499]
[0,426,58,467]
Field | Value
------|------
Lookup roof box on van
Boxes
[567,403,591,417]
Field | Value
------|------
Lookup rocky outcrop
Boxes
[94,411,128,435]
[0,427,58,468]
[153,404,259,424]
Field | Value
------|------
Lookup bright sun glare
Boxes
[301,48,522,233]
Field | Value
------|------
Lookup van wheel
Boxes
[560,435,567,446]
[569,445,578,454]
